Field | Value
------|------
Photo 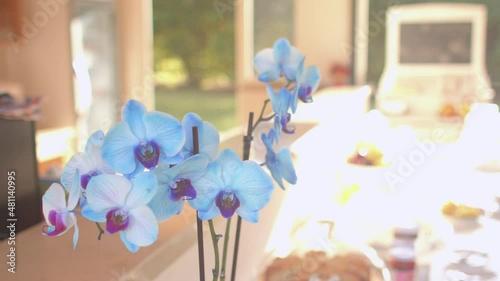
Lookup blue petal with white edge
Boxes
[81,205,106,222]
[101,122,140,175]
[144,112,184,157]
[125,172,158,209]
[42,183,66,223]
[273,38,291,64]
[86,174,131,212]
[120,231,139,253]
[278,148,297,185]
[70,213,79,249]
[122,100,147,140]
[148,185,184,222]
[124,206,158,246]
[254,48,274,73]
[232,161,274,211]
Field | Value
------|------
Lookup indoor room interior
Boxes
[1,1,500,280]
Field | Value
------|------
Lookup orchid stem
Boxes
[231,112,255,281]
[95,222,104,240]
[192,126,206,281]
[220,218,232,281]
[208,219,220,281]
[252,99,270,131]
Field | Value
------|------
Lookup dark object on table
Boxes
[0,119,42,240]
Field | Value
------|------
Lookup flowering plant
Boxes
[41,38,320,280]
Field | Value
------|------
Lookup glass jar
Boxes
[389,246,416,281]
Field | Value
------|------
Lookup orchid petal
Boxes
[267,159,284,189]
[101,122,140,175]
[182,113,220,160]
[120,231,139,253]
[291,58,306,113]
[125,172,158,209]
[197,203,220,220]
[189,161,225,212]
[236,206,259,223]
[42,183,67,223]
[60,152,85,193]
[278,148,297,186]
[148,185,185,222]
[84,130,105,154]
[144,112,184,157]
[303,66,321,92]
[67,170,81,210]
[125,206,158,246]
[288,47,305,66]
[70,213,79,249]
[261,131,274,152]
[273,38,292,64]
[253,48,275,73]
[266,85,279,113]
[173,155,209,181]
[86,174,131,212]
[122,100,147,140]
[232,161,274,212]
[282,65,297,82]
[81,205,106,222]
[258,67,280,83]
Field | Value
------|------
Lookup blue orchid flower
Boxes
[180,112,220,161]
[61,130,114,207]
[101,100,185,174]
[254,38,304,83]
[82,172,159,253]
[42,170,80,249]
[266,85,295,141]
[189,149,274,222]
[261,129,297,189]
[148,155,209,222]
[291,58,321,113]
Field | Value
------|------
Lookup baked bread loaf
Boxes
[264,251,371,281]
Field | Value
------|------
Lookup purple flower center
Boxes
[80,170,101,190]
[298,86,313,103]
[134,141,160,170]
[280,113,295,134]
[105,208,130,234]
[42,210,67,236]
[169,178,197,201]
[215,190,240,219]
